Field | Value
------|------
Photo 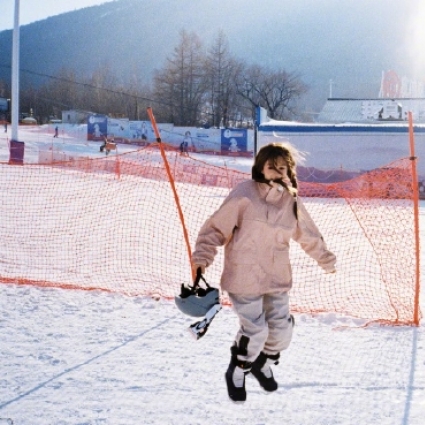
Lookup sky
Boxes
[0,124,424,424]
[0,0,111,31]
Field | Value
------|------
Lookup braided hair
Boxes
[252,142,299,218]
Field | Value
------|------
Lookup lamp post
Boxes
[11,0,20,142]
[9,0,24,165]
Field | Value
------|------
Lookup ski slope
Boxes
[0,125,424,425]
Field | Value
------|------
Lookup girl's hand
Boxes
[192,264,205,275]
[269,181,285,192]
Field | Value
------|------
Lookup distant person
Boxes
[141,122,148,140]
[179,131,191,156]
[4,122,7,133]
[54,126,59,138]
[191,142,336,402]
[179,131,191,155]
[100,136,107,153]
[179,140,188,156]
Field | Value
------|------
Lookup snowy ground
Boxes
[0,126,424,425]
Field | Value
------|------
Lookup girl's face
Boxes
[262,157,288,182]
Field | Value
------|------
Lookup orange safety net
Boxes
[0,144,421,325]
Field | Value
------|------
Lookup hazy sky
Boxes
[0,0,110,31]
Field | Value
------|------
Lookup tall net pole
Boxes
[147,107,194,280]
[408,111,421,326]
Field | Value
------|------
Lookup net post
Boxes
[408,111,421,326]
[115,146,120,180]
[146,107,194,281]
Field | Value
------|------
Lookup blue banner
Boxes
[87,114,108,141]
[221,129,247,154]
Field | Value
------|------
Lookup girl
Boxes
[192,142,336,402]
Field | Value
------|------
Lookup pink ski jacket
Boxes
[192,180,336,295]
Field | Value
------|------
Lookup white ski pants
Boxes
[228,291,293,363]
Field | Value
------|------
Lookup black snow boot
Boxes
[251,351,280,392]
[225,344,252,403]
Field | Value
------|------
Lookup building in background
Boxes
[62,110,90,124]
[317,98,425,123]
[319,70,425,124]
[256,106,425,179]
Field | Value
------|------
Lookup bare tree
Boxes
[47,68,81,116]
[126,68,153,120]
[153,30,207,125]
[20,84,42,122]
[14,29,310,125]
[235,64,307,120]
[85,64,121,114]
[204,31,242,127]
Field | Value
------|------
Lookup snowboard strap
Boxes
[193,267,210,290]
[187,303,222,340]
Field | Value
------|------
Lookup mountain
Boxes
[0,0,423,113]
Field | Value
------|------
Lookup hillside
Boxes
[0,0,422,112]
